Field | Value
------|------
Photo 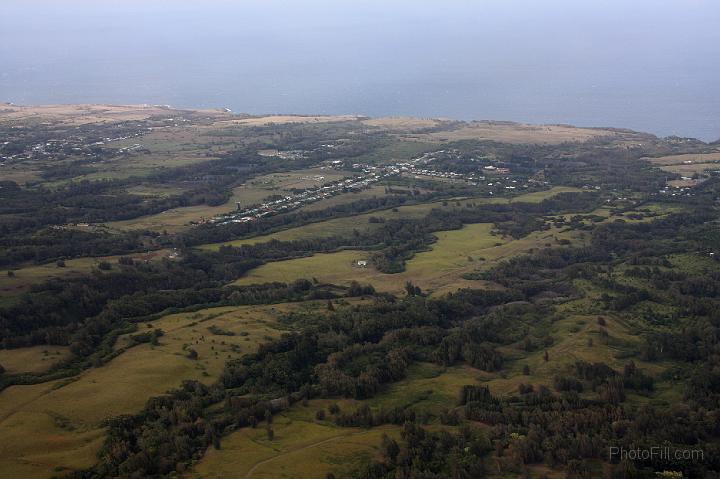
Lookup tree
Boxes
[56,260,66,268]
[543,351,549,362]
[380,434,400,464]
[522,364,530,375]
[118,256,134,266]
[405,281,422,296]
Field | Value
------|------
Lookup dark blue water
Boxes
[1,0,719,140]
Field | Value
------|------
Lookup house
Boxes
[356,260,368,267]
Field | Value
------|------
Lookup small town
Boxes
[210,150,518,226]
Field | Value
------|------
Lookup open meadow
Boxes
[0,301,329,478]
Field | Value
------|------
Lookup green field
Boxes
[233,221,581,295]
[192,416,399,479]
[0,345,71,375]
[0,302,322,478]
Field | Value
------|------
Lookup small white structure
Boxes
[356,260,368,268]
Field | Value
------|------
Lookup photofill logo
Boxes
[609,446,704,462]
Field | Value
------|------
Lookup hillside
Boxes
[0,106,719,479]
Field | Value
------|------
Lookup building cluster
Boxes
[210,150,525,226]
[211,167,396,226]
[0,127,151,168]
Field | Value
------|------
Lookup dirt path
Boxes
[242,429,370,479]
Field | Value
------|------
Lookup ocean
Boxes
[1,0,718,140]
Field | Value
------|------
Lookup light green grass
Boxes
[233,222,580,295]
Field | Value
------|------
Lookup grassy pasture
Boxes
[233,222,582,295]
[365,363,488,415]
[227,189,588,295]
[0,302,312,479]
[115,304,292,379]
[0,405,105,479]
[0,345,71,375]
[192,412,399,479]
